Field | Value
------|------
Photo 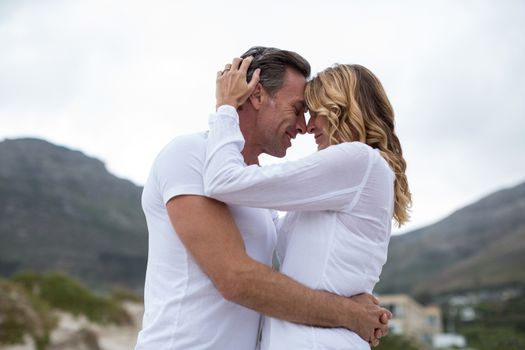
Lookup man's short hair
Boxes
[241,46,311,96]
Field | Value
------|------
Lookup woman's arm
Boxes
[203,106,374,211]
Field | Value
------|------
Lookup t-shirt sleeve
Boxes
[203,106,374,212]
[154,135,206,205]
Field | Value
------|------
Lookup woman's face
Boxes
[307,112,330,150]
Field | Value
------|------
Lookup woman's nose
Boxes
[306,116,316,134]
[296,115,307,135]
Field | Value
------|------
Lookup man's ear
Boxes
[247,83,264,111]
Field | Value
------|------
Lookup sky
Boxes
[1,0,524,234]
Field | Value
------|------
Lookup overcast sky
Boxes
[1,0,524,234]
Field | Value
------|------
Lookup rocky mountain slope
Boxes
[0,138,147,291]
[376,180,525,297]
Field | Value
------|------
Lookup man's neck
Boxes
[240,126,261,165]
[238,111,261,166]
[241,145,260,166]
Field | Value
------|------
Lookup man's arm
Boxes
[167,195,389,344]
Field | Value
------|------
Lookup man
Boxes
[135,47,390,350]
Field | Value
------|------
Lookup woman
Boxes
[204,63,411,349]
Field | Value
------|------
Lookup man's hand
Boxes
[216,56,260,109]
[347,293,392,347]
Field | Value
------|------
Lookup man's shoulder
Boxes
[156,131,208,162]
[162,131,208,152]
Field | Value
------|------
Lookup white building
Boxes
[433,333,467,348]
[380,294,443,346]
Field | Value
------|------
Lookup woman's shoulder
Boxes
[334,142,394,177]
[321,141,375,158]
[314,142,376,171]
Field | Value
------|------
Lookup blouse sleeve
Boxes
[203,105,375,212]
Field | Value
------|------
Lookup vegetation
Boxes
[12,271,133,325]
[375,334,422,350]
[1,271,138,349]
[110,286,144,303]
[0,278,56,350]
[451,294,525,350]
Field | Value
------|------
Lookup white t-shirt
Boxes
[135,132,277,350]
[204,106,395,350]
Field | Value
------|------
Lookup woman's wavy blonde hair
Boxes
[305,64,411,226]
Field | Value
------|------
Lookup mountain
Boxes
[376,180,525,298]
[2,137,524,298]
[0,138,147,291]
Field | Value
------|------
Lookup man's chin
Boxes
[271,152,287,158]
[277,146,290,158]
[267,148,288,158]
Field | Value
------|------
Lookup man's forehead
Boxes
[278,68,307,98]
[282,67,307,86]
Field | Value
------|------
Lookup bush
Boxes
[110,286,143,303]
[11,271,132,326]
[374,334,423,350]
[0,278,56,349]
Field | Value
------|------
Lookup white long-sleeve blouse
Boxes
[204,105,395,350]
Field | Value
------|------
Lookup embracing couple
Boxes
[135,46,411,350]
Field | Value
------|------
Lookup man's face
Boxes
[256,68,307,158]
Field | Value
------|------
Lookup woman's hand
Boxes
[216,56,260,110]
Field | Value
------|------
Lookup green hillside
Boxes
[376,180,525,298]
[0,138,147,291]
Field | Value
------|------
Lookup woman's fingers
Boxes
[216,57,257,109]
[247,68,260,92]
[220,57,252,76]
[239,56,253,73]
[230,57,243,70]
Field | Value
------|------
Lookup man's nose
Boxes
[296,114,307,135]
